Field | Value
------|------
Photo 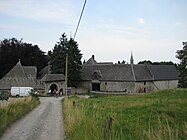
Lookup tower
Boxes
[130,52,134,64]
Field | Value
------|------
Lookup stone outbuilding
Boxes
[78,55,179,94]
[0,55,180,95]
[0,60,37,93]
[0,60,65,96]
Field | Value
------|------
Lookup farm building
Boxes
[0,55,179,95]
[79,55,179,94]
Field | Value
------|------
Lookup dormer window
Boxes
[92,70,102,80]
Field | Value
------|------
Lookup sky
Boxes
[0,0,187,64]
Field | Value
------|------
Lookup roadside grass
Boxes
[0,96,40,136]
[63,89,187,140]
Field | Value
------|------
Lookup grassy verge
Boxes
[0,96,40,136]
[63,89,187,140]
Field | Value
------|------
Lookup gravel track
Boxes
[1,97,65,140]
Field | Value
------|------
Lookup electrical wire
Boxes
[73,0,87,39]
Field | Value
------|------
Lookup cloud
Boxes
[0,0,80,24]
[0,24,20,30]
[137,18,145,24]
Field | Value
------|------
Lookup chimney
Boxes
[92,55,95,60]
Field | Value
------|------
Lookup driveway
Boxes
[1,97,65,140]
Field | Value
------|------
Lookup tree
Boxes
[0,38,49,78]
[138,60,175,65]
[138,60,153,65]
[50,33,82,87]
[176,42,187,88]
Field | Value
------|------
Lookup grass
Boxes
[0,96,40,136]
[63,88,187,140]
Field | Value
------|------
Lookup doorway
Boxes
[92,83,100,91]
[49,84,58,95]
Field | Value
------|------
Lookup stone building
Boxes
[0,60,37,92]
[0,55,179,95]
[0,60,65,95]
[79,55,179,94]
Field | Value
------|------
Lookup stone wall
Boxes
[100,81,135,93]
[135,82,154,93]
[153,80,178,90]
[67,80,179,95]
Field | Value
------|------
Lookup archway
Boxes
[49,83,58,96]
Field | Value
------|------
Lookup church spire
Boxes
[130,51,134,64]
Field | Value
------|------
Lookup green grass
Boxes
[63,89,187,140]
[0,96,40,136]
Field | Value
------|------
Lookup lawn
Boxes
[63,89,187,140]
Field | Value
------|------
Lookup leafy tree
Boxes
[0,38,49,78]
[176,42,187,88]
[138,60,153,65]
[50,33,82,87]
[138,60,175,65]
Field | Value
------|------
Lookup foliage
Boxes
[50,33,82,87]
[176,42,187,88]
[63,89,187,140]
[0,38,49,78]
[0,96,40,136]
[117,60,126,64]
[138,60,175,65]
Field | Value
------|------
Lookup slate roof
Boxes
[133,65,153,81]
[37,65,50,79]
[81,64,153,81]
[41,74,65,82]
[147,65,179,80]
[82,63,179,82]
[0,61,37,89]
[84,55,97,65]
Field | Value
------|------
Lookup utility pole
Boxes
[65,54,68,97]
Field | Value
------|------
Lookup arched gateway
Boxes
[40,74,65,96]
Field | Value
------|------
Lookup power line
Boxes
[73,0,87,39]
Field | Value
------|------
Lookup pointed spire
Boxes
[130,51,134,64]
[17,59,21,65]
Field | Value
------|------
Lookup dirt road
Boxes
[1,97,65,140]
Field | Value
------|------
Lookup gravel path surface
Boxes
[1,97,65,140]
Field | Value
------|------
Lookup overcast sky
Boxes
[0,0,187,64]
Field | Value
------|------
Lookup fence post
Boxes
[104,116,113,140]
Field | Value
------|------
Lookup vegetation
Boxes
[50,33,82,87]
[63,89,187,140]
[138,60,175,65]
[0,96,40,136]
[0,38,49,78]
[176,42,187,88]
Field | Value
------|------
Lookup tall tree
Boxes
[138,60,175,65]
[50,33,82,87]
[176,42,187,88]
[0,38,49,78]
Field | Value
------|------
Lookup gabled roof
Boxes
[133,65,153,81]
[41,74,65,82]
[147,65,179,80]
[81,63,179,82]
[0,61,37,89]
[81,64,153,81]
[37,65,50,79]
[84,55,97,65]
